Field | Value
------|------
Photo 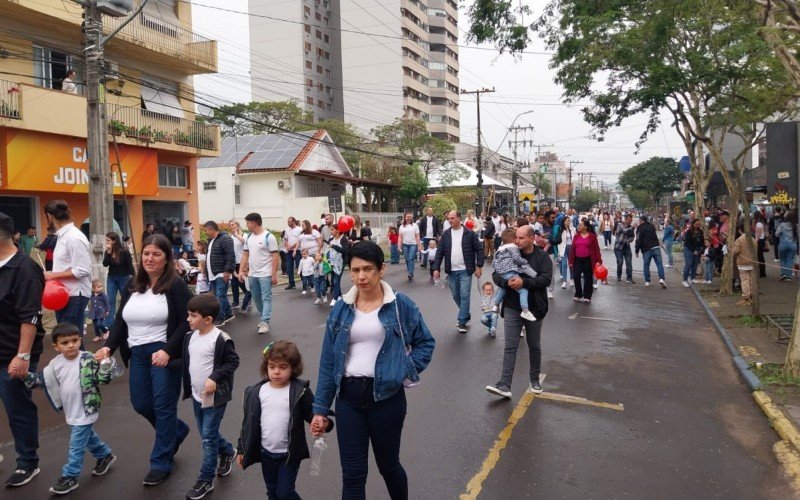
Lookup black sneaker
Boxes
[143,469,171,486]
[457,323,468,334]
[486,385,512,398]
[49,476,79,495]
[626,279,635,284]
[5,467,40,487]
[92,453,117,476]
[186,480,214,500]
[285,284,296,290]
[217,451,235,477]
[529,380,543,394]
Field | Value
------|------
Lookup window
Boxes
[304,41,311,52]
[140,76,184,118]
[315,12,321,21]
[306,78,313,87]
[324,51,330,60]
[327,103,332,111]
[304,24,311,34]
[306,96,314,105]
[318,82,324,91]
[33,46,83,94]
[318,100,324,109]
[306,60,313,69]
[158,165,187,188]
[324,34,330,43]
[317,64,323,74]
[304,6,310,17]
[429,61,447,71]
[234,184,241,205]
[203,182,216,191]
[316,30,322,39]
[325,69,331,77]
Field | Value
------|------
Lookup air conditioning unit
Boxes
[278,179,292,190]
[96,0,132,17]
[104,61,120,81]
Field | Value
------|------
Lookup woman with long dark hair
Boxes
[682,219,705,287]
[95,234,191,486]
[568,218,602,303]
[102,231,134,330]
[776,210,798,281]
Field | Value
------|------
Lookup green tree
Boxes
[530,172,552,198]
[618,157,681,208]
[573,189,601,212]
[202,101,313,138]
[396,165,428,204]
[625,189,652,211]
[425,195,458,220]
[441,187,478,214]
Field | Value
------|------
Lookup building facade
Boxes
[248,0,460,142]
[0,0,220,250]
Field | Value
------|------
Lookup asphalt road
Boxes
[0,247,794,499]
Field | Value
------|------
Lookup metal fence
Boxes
[0,79,20,119]
[106,104,219,151]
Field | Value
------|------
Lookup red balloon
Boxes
[594,264,608,281]
[43,280,69,311]
[337,215,355,233]
[465,219,475,230]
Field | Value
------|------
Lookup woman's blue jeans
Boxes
[105,274,130,329]
[403,244,417,277]
[559,246,571,282]
[683,248,699,281]
[129,342,189,472]
[665,240,674,266]
[778,242,796,278]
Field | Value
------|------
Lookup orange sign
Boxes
[2,129,158,195]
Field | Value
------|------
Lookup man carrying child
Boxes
[491,228,538,322]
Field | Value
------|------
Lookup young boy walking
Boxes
[182,294,240,500]
[27,322,117,495]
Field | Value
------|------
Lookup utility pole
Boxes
[462,87,494,213]
[508,125,534,216]
[568,160,583,208]
[83,0,142,278]
[530,143,553,213]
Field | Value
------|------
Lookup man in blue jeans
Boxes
[0,211,45,487]
[239,212,280,335]
[203,221,236,324]
[433,210,485,333]
[283,217,302,290]
[635,215,667,288]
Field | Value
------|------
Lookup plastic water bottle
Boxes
[100,357,124,378]
[309,436,327,476]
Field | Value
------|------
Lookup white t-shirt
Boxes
[345,308,385,377]
[442,219,451,232]
[285,226,302,250]
[298,230,321,256]
[756,221,765,240]
[232,233,245,264]
[424,216,434,239]
[449,227,466,271]
[188,328,221,402]
[259,384,291,453]
[398,224,419,245]
[206,237,217,281]
[244,231,279,278]
[51,354,97,425]
[123,289,169,347]
[0,254,13,268]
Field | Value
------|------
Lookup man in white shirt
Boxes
[283,217,302,290]
[43,200,92,339]
[432,211,485,333]
[418,207,440,269]
[239,213,280,335]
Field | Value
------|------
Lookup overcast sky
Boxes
[191,0,687,185]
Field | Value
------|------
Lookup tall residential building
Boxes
[248,0,460,142]
[0,0,221,249]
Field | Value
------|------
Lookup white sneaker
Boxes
[593,284,598,289]
[520,309,537,321]
[314,298,321,305]
[561,281,567,289]
[301,290,307,295]
[645,282,651,287]
[329,298,336,307]
[257,322,269,335]
[659,279,667,289]
[491,305,498,313]
[692,279,702,284]
[774,259,780,262]
[665,264,673,268]
[682,280,690,288]
[486,385,512,399]
[547,291,554,299]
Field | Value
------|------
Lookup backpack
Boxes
[549,225,562,246]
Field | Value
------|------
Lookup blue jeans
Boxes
[183,243,194,254]
[331,271,343,300]
[62,424,111,477]
[642,247,666,283]
[285,250,301,287]
[315,275,327,299]
[704,258,714,281]
[129,342,189,472]
[403,244,417,276]
[249,276,274,324]
[494,271,529,310]
[421,238,434,265]
[231,267,250,308]
[214,277,231,320]
[481,311,499,331]
[0,360,39,469]
[259,449,300,499]
[336,377,407,500]
[192,400,233,482]
[172,245,182,257]
[105,274,130,329]
[56,294,90,337]
[779,242,796,278]
[447,270,472,324]
[682,248,699,281]
[614,247,633,281]
[560,245,571,282]
[665,240,674,266]
[301,275,313,291]
[389,244,399,264]
[603,230,612,247]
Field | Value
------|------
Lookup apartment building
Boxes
[0,0,220,249]
[248,0,460,142]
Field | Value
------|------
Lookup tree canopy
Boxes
[618,157,681,208]
[201,101,313,138]
[573,189,601,212]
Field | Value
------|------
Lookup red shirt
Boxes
[389,233,399,245]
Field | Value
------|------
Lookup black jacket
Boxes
[208,232,235,276]
[417,215,441,239]
[103,249,134,277]
[0,251,45,363]
[683,229,706,253]
[181,329,239,407]
[432,226,485,275]
[634,221,660,255]
[492,245,552,319]
[105,276,192,367]
[237,378,334,468]
[483,221,496,239]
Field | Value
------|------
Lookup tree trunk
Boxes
[784,289,800,378]
[719,253,733,296]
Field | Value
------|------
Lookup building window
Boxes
[304,6,310,17]
[234,184,241,205]
[318,82,324,91]
[306,96,314,105]
[324,34,330,43]
[306,78,313,87]
[324,51,330,60]
[203,181,216,191]
[318,100,325,109]
[33,46,83,94]
[306,60,313,69]
[158,165,187,188]
[317,64,323,74]
[316,29,322,39]
[304,24,311,34]
[304,41,311,52]
[325,69,331,77]
[315,12,321,21]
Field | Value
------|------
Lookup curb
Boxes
[754,391,800,451]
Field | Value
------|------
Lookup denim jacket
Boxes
[312,281,435,416]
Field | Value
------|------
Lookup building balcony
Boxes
[0,80,220,157]
[427,121,460,140]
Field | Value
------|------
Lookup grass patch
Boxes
[737,315,766,327]
[753,363,800,387]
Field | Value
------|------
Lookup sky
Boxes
[190,0,688,185]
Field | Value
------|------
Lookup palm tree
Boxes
[530,172,552,198]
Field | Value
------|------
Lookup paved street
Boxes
[0,246,794,499]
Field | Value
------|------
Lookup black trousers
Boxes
[573,256,594,299]
[757,239,767,277]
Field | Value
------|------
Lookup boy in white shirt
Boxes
[298,250,315,295]
[181,294,240,500]
[27,322,117,495]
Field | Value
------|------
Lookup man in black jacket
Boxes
[486,225,552,398]
[635,215,667,288]
[432,210,484,333]
[203,221,236,324]
[418,207,440,268]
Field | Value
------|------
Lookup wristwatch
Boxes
[16,353,31,361]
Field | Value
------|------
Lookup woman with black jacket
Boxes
[95,234,192,487]
[102,231,135,330]
[682,218,706,286]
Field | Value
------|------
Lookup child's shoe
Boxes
[488,328,496,337]
[314,298,321,305]
[491,305,498,313]
[520,309,537,322]
[92,453,116,476]
[49,476,79,495]
[186,480,214,500]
